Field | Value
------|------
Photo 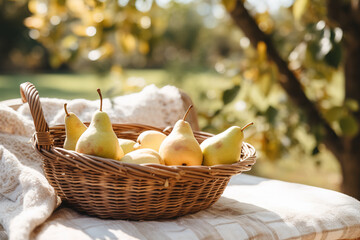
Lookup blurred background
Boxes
[1,0,360,198]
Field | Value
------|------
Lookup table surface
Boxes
[26,174,360,240]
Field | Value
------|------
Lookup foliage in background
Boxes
[0,0,49,72]
[23,0,239,73]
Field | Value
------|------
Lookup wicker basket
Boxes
[20,82,256,220]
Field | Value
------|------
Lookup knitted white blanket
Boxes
[0,84,185,240]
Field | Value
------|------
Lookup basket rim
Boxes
[35,123,256,182]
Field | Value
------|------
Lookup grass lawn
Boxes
[0,70,342,192]
[0,74,122,101]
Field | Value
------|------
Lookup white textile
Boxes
[0,84,185,240]
[31,174,360,240]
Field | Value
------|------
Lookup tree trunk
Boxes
[340,32,360,199]
[340,149,360,200]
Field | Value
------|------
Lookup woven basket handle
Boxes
[20,82,52,151]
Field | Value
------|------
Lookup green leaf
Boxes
[265,106,278,124]
[324,41,342,68]
[312,145,319,155]
[222,85,240,105]
[344,99,359,112]
[212,109,222,117]
[293,0,309,20]
[325,29,342,68]
[339,115,359,137]
[324,106,345,122]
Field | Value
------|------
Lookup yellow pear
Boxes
[201,123,253,166]
[63,103,87,150]
[134,130,167,152]
[75,89,124,160]
[120,148,164,165]
[118,138,136,154]
[159,105,203,166]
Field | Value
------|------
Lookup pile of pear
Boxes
[63,89,253,166]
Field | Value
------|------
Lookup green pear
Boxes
[201,123,253,166]
[75,89,124,160]
[159,105,203,166]
[118,138,136,154]
[63,103,87,150]
[120,148,164,165]
[134,130,167,152]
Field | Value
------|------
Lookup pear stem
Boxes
[64,103,70,117]
[97,88,103,112]
[183,105,193,121]
[241,122,254,131]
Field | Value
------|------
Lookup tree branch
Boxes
[228,0,343,160]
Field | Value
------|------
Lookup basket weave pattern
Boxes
[20,82,256,220]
